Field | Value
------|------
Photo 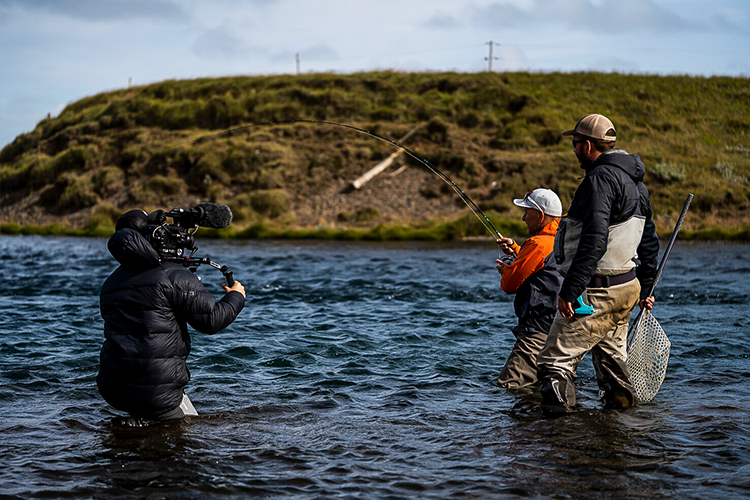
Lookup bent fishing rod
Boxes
[165,119,505,242]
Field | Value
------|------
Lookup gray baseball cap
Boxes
[513,188,563,217]
[561,113,617,142]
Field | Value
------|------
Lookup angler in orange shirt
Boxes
[496,189,563,389]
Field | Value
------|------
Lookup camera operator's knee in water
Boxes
[115,393,199,427]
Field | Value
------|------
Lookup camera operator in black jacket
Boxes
[97,209,245,422]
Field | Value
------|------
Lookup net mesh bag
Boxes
[627,312,671,403]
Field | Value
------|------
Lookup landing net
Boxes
[627,312,671,403]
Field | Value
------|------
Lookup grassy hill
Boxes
[1,71,749,241]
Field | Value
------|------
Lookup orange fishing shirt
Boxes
[500,218,560,294]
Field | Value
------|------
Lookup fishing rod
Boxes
[165,119,505,241]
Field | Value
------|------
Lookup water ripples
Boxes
[0,237,749,498]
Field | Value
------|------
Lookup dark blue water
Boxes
[0,235,748,499]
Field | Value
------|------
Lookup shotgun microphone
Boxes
[166,203,233,229]
[194,202,233,229]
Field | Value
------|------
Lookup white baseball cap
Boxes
[513,188,563,217]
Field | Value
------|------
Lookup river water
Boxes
[0,235,748,499]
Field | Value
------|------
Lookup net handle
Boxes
[627,193,693,347]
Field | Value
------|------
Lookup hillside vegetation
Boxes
[1,71,749,241]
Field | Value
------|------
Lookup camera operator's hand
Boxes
[147,209,167,225]
[222,281,245,298]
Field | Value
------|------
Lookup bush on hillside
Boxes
[714,162,748,184]
[29,146,91,188]
[185,152,230,193]
[39,172,98,210]
[92,166,126,196]
[337,206,380,223]
[0,131,40,164]
[59,176,98,210]
[83,203,121,235]
[128,175,188,204]
[249,189,288,218]
[650,162,687,183]
[257,169,284,190]
[725,145,750,158]
[227,193,257,223]
[1,153,50,190]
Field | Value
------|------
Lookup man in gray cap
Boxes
[495,188,563,389]
[536,113,659,415]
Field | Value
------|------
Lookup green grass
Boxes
[2,71,750,241]
[2,216,748,242]
[0,211,532,241]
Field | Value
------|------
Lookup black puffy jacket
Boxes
[556,149,660,303]
[97,228,245,418]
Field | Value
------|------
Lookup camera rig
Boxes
[145,204,235,286]
[169,255,235,287]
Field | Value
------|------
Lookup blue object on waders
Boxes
[573,291,595,315]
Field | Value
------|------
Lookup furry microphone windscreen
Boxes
[195,203,233,228]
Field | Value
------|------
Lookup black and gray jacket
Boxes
[97,228,244,418]
[513,251,563,336]
[554,149,659,303]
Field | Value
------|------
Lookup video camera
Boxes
[145,202,236,286]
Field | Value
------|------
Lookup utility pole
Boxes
[485,41,499,72]
[296,53,300,75]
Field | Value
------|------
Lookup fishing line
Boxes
[165,119,504,240]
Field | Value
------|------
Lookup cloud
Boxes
[301,44,339,62]
[496,45,529,71]
[193,26,266,59]
[0,0,189,22]
[472,2,528,28]
[192,24,338,69]
[424,11,461,29]
[471,0,703,34]
[714,7,749,32]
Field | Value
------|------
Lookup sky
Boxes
[1,0,749,149]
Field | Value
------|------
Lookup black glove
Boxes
[147,209,167,226]
[115,209,148,232]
